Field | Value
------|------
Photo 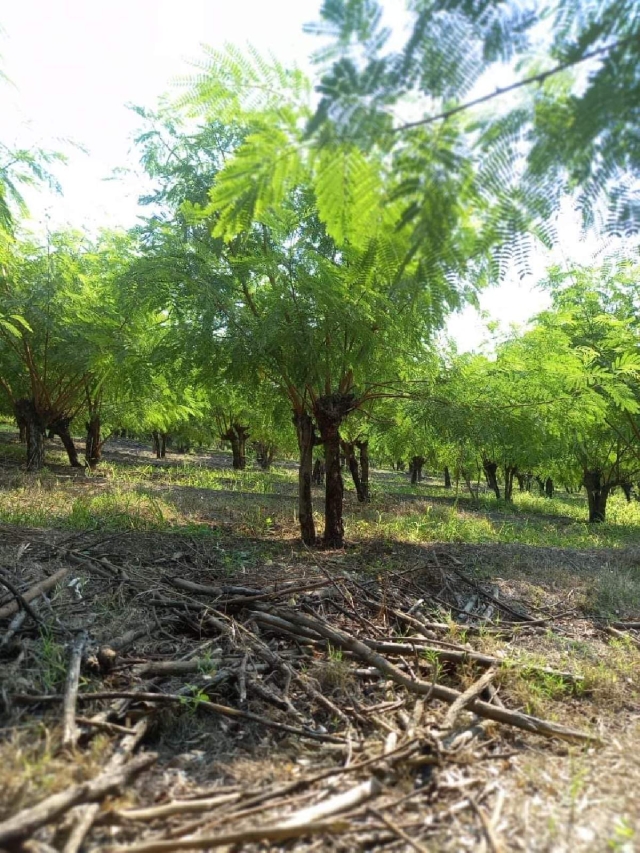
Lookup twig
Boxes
[0,608,27,649]
[470,796,505,853]
[0,753,156,847]
[369,807,430,853]
[61,632,87,750]
[112,792,241,822]
[0,567,69,621]
[280,777,381,827]
[441,667,498,732]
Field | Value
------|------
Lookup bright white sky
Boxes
[0,0,616,351]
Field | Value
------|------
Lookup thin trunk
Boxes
[483,459,500,499]
[85,415,102,469]
[545,477,554,499]
[16,398,45,471]
[504,465,516,502]
[515,472,525,492]
[314,393,355,549]
[621,482,633,503]
[160,433,167,458]
[49,416,83,468]
[356,439,370,502]
[312,458,325,486]
[152,431,161,459]
[15,408,27,443]
[583,470,609,523]
[342,440,366,503]
[444,466,452,489]
[535,476,545,496]
[293,413,316,546]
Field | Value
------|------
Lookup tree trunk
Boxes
[410,456,425,485]
[254,441,275,470]
[356,439,370,502]
[85,415,102,469]
[396,460,405,472]
[152,431,161,459]
[15,407,27,443]
[160,433,167,458]
[515,472,525,492]
[621,481,633,503]
[535,476,545,496]
[16,398,46,471]
[49,416,83,468]
[504,465,516,502]
[312,458,325,486]
[341,440,367,503]
[222,424,249,469]
[483,459,500,499]
[444,466,452,489]
[545,477,554,499]
[583,470,609,523]
[294,413,316,546]
[314,393,355,549]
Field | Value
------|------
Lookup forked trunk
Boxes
[294,412,316,546]
[49,416,83,468]
[444,466,452,489]
[16,398,45,471]
[85,415,102,469]
[483,459,500,499]
[583,470,609,523]
[355,439,370,502]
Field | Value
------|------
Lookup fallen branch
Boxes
[0,752,155,847]
[274,609,599,744]
[105,819,352,853]
[280,777,381,827]
[12,691,348,744]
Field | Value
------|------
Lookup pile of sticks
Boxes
[1,554,605,851]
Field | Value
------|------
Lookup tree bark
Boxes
[254,441,275,470]
[444,466,452,489]
[515,471,525,492]
[16,398,46,471]
[85,415,102,469]
[15,407,27,443]
[545,477,554,499]
[621,481,633,503]
[152,431,161,459]
[293,412,316,546]
[355,439,370,502]
[482,459,500,499]
[583,470,610,523]
[314,393,355,548]
[49,416,83,467]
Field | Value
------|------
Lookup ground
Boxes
[0,429,638,852]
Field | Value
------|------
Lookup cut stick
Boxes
[105,819,352,853]
[62,717,150,853]
[441,667,498,732]
[280,777,381,827]
[61,632,87,750]
[0,752,155,847]
[0,567,69,621]
[274,609,599,745]
[12,692,348,745]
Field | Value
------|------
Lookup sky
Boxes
[0,0,613,351]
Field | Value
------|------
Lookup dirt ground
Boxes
[0,435,639,852]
